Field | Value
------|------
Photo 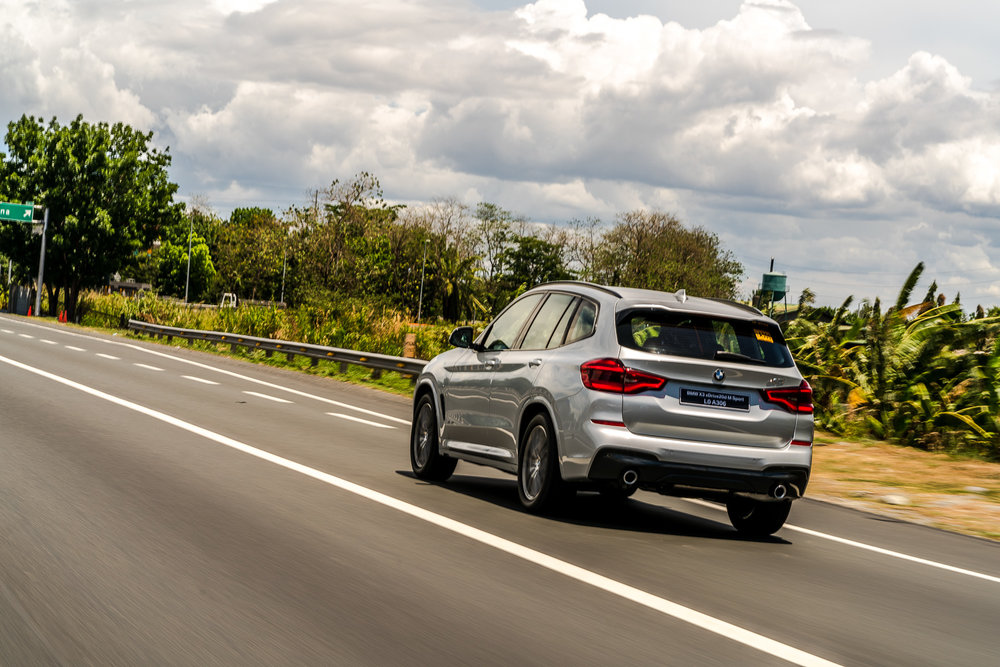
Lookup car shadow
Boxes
[395,470,791,545]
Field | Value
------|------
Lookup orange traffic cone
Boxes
[27,306,32,317]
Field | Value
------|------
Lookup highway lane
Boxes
[1,315,998,665]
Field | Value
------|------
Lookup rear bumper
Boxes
[587,448,810,500]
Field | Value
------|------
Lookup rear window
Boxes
[617,309,794,368]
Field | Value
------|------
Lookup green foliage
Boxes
[581,210,744,298]
[0,114,182,318]
[786,267,1000,460]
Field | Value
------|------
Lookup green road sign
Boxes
[0,201,35,222]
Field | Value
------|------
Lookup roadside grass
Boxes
[809,434,1000,541]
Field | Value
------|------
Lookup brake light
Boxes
[580,358,667,394]
[761,380,813,414]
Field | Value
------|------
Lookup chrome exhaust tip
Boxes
[621,469,639,487]
[770,483,788,500]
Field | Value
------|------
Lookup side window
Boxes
[519,294,576,350]
[564,299,598,344]
[481,294,544,351]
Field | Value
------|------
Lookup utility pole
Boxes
[34,207,48,316]
[417,238,430,322]
[184,213,193,303]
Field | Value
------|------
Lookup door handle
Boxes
[528,358,543,368]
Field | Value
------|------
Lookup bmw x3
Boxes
[410,281,813,536]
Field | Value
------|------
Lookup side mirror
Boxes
[449,326,475,349]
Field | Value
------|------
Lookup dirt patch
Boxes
[808,433,1000,541]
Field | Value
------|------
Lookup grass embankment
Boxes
[810,434,1000,541]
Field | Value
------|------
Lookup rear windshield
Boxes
[617,309,794,368]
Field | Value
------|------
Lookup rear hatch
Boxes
[616,308,807,449]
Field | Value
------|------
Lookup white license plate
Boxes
[680,388,750,411]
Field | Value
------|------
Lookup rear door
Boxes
[617,309,803,449]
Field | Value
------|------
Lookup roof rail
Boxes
[533,281,623,298]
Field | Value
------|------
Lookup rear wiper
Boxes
[713,350,767,365]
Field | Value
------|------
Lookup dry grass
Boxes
[809,432,1000,541]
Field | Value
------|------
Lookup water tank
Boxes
[761,272,787,301]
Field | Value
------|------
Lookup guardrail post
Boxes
[339,361,349,374]
[286,352,295,362]
[310,357,319,367]
[371,369,382,380]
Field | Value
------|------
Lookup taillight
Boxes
[761,380,813,414]
[580,358,667,394]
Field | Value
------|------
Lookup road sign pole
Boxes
[34,207,48,316]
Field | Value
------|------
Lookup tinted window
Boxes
[482,294,544,351]
[564,299,598,344]
[617,309,793,368]
[519,294,576,350]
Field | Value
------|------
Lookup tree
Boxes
[495,235,574,302]
[0,114,181,318]
[586,210,744,298]
[215,207,286,301]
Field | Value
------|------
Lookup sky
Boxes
[2,0,1000,308]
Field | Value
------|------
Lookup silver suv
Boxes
[410,282,813,536]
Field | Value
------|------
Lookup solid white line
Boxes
[41,339,58,345]
[683,499,1000,585]
[325,412,396,429]
[0,316,412,426]
[183,375,219,385]
[65,346,85,352]
[243,391,293,404]
[134,363,164,372]
[0,351,840,667]
[97,353,120,360]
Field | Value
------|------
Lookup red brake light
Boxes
[581,359,667,394]
[762,380,813,414]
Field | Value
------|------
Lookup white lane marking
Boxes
[0,316,411,426]
[0,352,841,667]
[1,329,13,334]
[243,391,292,404]
[684,499,1000,585]
[134,363,164,372]
[19,333,34,339]
[183,375,219,385]
[326,412,396,429]
[41,339,58,345]
[97,353,120,360]
[65,346,85,352]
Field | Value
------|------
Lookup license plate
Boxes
[680,388,750,411]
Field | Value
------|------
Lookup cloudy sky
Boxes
[3,0,1000,307]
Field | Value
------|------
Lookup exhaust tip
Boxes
[621,469,639,487]
[770,483,788,500]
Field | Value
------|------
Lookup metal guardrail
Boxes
[127,320,427,381]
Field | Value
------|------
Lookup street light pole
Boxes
[34,207,48,316]
[184,214,193,303]
[417,238,429,323]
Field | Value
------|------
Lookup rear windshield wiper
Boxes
[714,350,767,365]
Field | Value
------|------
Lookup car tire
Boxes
[726,497,792,537]
[410,394,457,482]
[517,413,566,513]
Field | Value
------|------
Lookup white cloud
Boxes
[3,0,1000,306]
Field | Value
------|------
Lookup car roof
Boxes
[530,281,771,323]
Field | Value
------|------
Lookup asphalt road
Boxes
[2,314,998,666]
